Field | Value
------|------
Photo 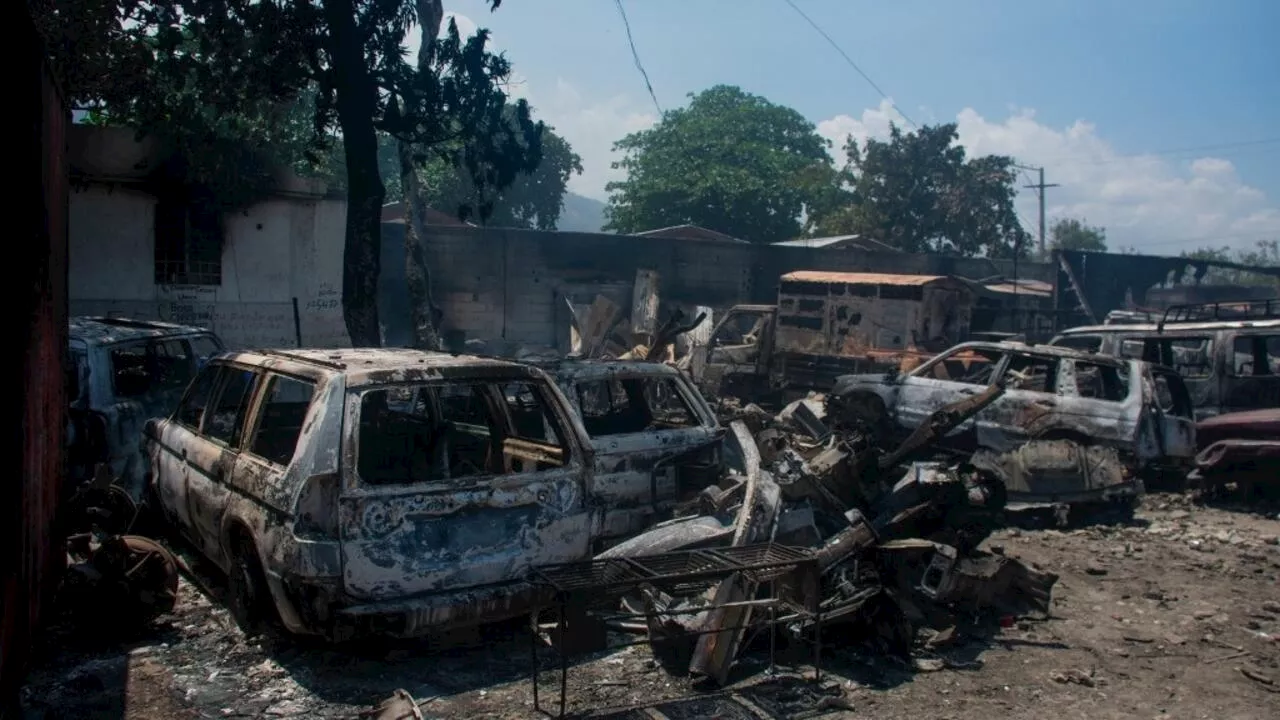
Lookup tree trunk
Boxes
[323,0,385,347]
[399,0,446,351]
[399,141,443,350]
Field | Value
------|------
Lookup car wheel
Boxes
[226,535,279,635]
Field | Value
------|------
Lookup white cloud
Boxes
[818,101,1280,254]
[528,80,657,200]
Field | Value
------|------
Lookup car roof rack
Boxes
[1158,298,1280,331]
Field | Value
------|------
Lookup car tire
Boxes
[226,535,279,636]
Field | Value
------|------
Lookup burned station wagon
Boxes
[145,348,725,639]
[828,341,1197,504]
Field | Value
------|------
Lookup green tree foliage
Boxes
[34,0,542,347]
[604,85,837,244]
[811,123,1030,257]
[1182,240,1280,286]
[1049,217,1108,252]
[380,115,582,231]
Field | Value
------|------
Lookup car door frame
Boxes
[183,362,267,566]
[336,373,594,602]
[151,359,225,542]
[561,369,721,541]
[894,345,1011,441]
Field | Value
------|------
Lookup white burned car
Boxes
[145,349,726,638]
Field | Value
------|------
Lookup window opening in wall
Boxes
[155,195,223,286]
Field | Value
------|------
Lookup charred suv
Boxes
[68,316,224,499]
[145,349,726,639]
[827,341,1197,505]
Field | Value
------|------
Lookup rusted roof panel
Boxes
[984,282,1053,297]
[780,270,947,286]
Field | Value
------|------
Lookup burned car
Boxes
[827,341,1197,505]
[145,349,728,639]
[68,316,224,499]
[535,360,724,546]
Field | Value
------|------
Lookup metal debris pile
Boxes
[57,463,180,633]
[595,382,1060,686]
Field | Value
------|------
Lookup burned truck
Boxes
[826,341,1198,507]
[688,271,976,406]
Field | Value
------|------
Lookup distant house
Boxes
[773,234,902,253]
[67,125,351,348]
[635,224,748,243]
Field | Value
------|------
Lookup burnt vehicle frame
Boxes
[68,315,224,498]
[1047,300,1280,419]
[534,359,726,547]
[826,341,1197,503]
[145,348,737,640]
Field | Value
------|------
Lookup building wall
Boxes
[69,184,350,349]
[401,224,1051,352]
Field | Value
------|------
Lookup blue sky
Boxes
[427,0,1280,254]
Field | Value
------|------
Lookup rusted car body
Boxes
[691,271,977,405]
[536,360,724,546]
[1187,408,1280,497]
[1048,317,1280,419]
[145,349,728,639]
[68,316,224,498]
[828,341,1198,503]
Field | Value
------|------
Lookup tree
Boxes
[604,85,836,244]
[811,123,1030,257]
[380,115,582,230]
[1049,218,1108,253]
[35,0,542,347]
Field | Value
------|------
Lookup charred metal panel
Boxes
[774,276,974,358]
[337,476,591,600]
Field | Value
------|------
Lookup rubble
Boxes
[562,380,1062,691]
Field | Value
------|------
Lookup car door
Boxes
[568,371,721,540]
[893,345,1008,438]
[235,372,319,536]
[151,362,222,539]
[1147,366,1197,461]
[972,352,1063,452]
[185,364,263,564]
[698,308,775,393]
[337,376,593,602]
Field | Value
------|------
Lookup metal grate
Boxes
[531,544,814,598]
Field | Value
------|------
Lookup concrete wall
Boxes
[69,184,350,349]
[397,224,1054,352]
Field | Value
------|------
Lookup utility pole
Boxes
[1018,165,1059,255]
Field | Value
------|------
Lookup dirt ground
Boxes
[18,493,1280,720]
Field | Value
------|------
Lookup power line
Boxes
[780,0,916,128]
[1032,136,1280,168]
[613,0,663,116]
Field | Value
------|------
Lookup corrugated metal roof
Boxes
[780,270,948,286]
[774,235,860,248]
[984,282,1052,297]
